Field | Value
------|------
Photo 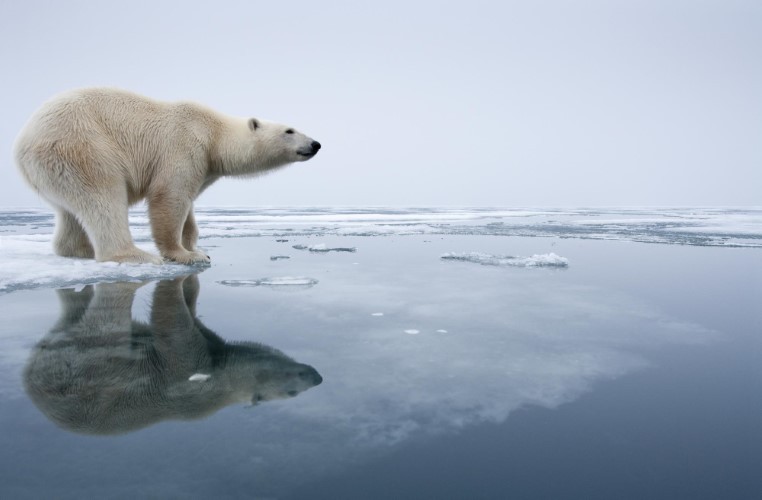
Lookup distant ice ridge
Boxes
[441,252,569,268]
[2,207,760,248]
[0,235,195,294]
[188,207,762,248]
[218,277,319,287]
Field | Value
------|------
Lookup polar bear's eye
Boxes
[285,129,294,134]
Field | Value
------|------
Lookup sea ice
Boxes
[0,234,195,294]
[218,277,319,287]
[292,243,357,253]
[1,207,759,294]
[270,255,290,261]
[371,313,384,317]
[404,329,420,335]
[441,252,569,268]
[188,373,211,382]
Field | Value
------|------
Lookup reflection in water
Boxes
[23,275,322,435]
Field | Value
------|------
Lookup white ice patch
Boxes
[292,243,357,253]
[436,329,448,333]
[441,252,569,268]
[188,373,211,382]
[371,313,384,317]
[218,277,319,287]
[0,235,195,294]
[404,329,420,335]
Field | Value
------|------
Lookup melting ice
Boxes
[292,243,357,253]
[218,277,319,287]
[0,207,759,293]
[441,252,570,268]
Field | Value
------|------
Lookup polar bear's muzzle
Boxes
[297,140,322,159]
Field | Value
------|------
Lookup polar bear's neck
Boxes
[211,117,285,178]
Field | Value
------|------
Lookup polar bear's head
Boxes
[214,116,321,176]
[248,117,321,166]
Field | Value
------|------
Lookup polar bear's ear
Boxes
[248,118,260,131]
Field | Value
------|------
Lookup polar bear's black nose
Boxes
[311,141,321,153]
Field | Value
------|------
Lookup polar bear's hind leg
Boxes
[73,188,163,265]
[53,208,95,259]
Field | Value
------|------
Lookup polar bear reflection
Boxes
[23,275,322,435]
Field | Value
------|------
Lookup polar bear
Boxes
[14,88,321,264]
[23,275,323,434]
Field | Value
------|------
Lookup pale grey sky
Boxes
[1,0,760,207]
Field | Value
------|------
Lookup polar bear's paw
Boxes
[164,249,211,266]
[106,248,165,265]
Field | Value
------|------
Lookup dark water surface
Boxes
[0,233,760,499]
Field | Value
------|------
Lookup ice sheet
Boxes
[1,207,759,293]
[0,233,195,294]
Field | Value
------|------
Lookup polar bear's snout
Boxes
[297,140,321,159]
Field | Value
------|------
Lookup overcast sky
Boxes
[1,0,760,207]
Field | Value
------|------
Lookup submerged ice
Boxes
[292,243,357,253]
[218,277,319,287]
[441,252,569,268]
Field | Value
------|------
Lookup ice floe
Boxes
[0,234,196,294]
[188,373,211,382]
[270,255,290,261]
[292,243,357,253]
[218,277,319,287]
[441,252,570,268]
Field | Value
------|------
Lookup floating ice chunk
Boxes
[188,373,211,382]
[218,277,319,287]
[371,312,384,316]
[275,239,289,242]
[270,255,290,261]
[436,329,448,333]
[441,252,569,268]
[404,329,420,335]
[292,243,357,253]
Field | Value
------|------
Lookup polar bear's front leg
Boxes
[148,192,210,265]
[182,206,200,252]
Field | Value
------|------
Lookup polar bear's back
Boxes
[14,88,200,203]
[19,87,167,141]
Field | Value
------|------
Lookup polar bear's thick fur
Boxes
[14,88,321,264]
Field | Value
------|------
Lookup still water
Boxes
[0,208,760,499]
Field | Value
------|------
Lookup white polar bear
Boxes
[14,88,321,264]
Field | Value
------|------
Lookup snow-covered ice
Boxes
[188,373,212,382]
[0,231,195,294]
